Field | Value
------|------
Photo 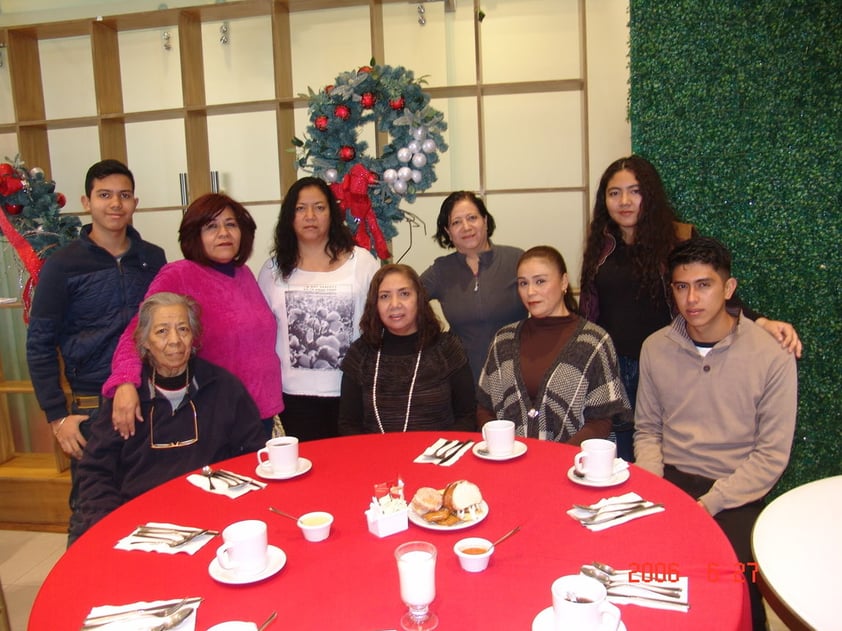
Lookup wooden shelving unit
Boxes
[0,0,590,527]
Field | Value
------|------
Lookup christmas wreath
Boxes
[293,63,448,260]
[0,156,79,319]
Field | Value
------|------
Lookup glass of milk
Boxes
[395,540,439,630]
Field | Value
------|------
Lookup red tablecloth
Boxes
[29,432,750,630]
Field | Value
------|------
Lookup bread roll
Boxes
[410,487,443,515]
[442,480,482,511]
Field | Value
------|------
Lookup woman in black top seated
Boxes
[69,292,264,543]
[339,264,476,434]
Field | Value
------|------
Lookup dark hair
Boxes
[432,191,496,249]
[359,264,442,349]
[135,292,202,360]
[518,246,579,315]
[668,236,732,279]
[272,177,355,279]
[580,155,679,299]
[179,193,256,266]
[84,159,135,197]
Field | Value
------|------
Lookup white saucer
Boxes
[208,545,286,584]
[567,465,630,488]
[532,606,626,631]
[472,440,527,461]
[255,457,312,480]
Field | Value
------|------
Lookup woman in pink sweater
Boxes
[103,193,283,439]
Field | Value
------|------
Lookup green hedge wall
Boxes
[629,0,842,494]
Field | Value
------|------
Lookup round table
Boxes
[752,475,842,631]
[30,432,750,630]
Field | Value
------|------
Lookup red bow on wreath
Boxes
[331,164,391,260]
[0,209,43,322]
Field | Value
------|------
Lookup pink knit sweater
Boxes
[102,260,283,418]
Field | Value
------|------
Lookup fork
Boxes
[419,439,459,460]
[131,527,218,547]
[81,598,194,628]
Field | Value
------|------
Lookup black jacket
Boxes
[70,357,265,538]
[26,224,166,420]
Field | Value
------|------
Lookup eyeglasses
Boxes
[149,399,198,449]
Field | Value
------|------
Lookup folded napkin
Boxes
[114,522,216,555]
[82,597,201,630]
[611,458,630,475]
[566,492,665,531]
[413,438,474,466]
[600,573,690,613]
[186,472,262,498]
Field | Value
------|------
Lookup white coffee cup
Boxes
[216,519,269,576]
[551,574,621,631]
[257,436,299,475]
[482,419,515,456]
[573,438,617,482]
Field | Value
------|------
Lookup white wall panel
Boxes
[125,118,186,209]
[47,126,99,209]
[119,27,183,113]
[203,16,275,105]
[39,36,95,119]
[480,0,581,83]
[484,92,583,189]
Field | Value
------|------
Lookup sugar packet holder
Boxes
[366,477,409,538]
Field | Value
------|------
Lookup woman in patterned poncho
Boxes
[477,246,631,444]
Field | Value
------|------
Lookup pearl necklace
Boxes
[372,345,423,433]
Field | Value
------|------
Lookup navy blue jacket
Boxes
[26,224,166,421]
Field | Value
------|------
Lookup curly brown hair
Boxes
[580,155,679,300]
[359,264,441,350]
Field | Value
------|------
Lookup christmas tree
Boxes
[0,155,80,318]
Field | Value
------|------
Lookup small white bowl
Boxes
[454,537,494,572]
[297,511,334,542]
[207,623,257,631]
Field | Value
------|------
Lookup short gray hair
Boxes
[134,292,202,360]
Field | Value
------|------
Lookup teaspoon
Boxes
[268,506,300,522]
[490,525,521,550]
[201,466,216,490]
[258,611,278,631]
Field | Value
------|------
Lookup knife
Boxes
[436,440,473,465]
[216,469,267,489]
[606,591,689,608]
[583,503,664,525]
[81,598,202,627]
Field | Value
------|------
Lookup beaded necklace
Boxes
[372,345,423,433]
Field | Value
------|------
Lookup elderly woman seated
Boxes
[478,246,631,445]
[338,264,477,434]
[69,292,264,543]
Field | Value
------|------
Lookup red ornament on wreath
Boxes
[5,203,22,215]
[338,146,356,162]
[360,92,376,109]
[389,96,405,111]
[0,163,14,177]
[0,176,23,196]
[315,115,329,131]
[325,84,334,93]
[334,104,351,120]
[56,192,67,208]
[358,66,372,74]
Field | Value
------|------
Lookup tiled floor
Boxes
[0,530,67,631]
[0,529,791,631]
